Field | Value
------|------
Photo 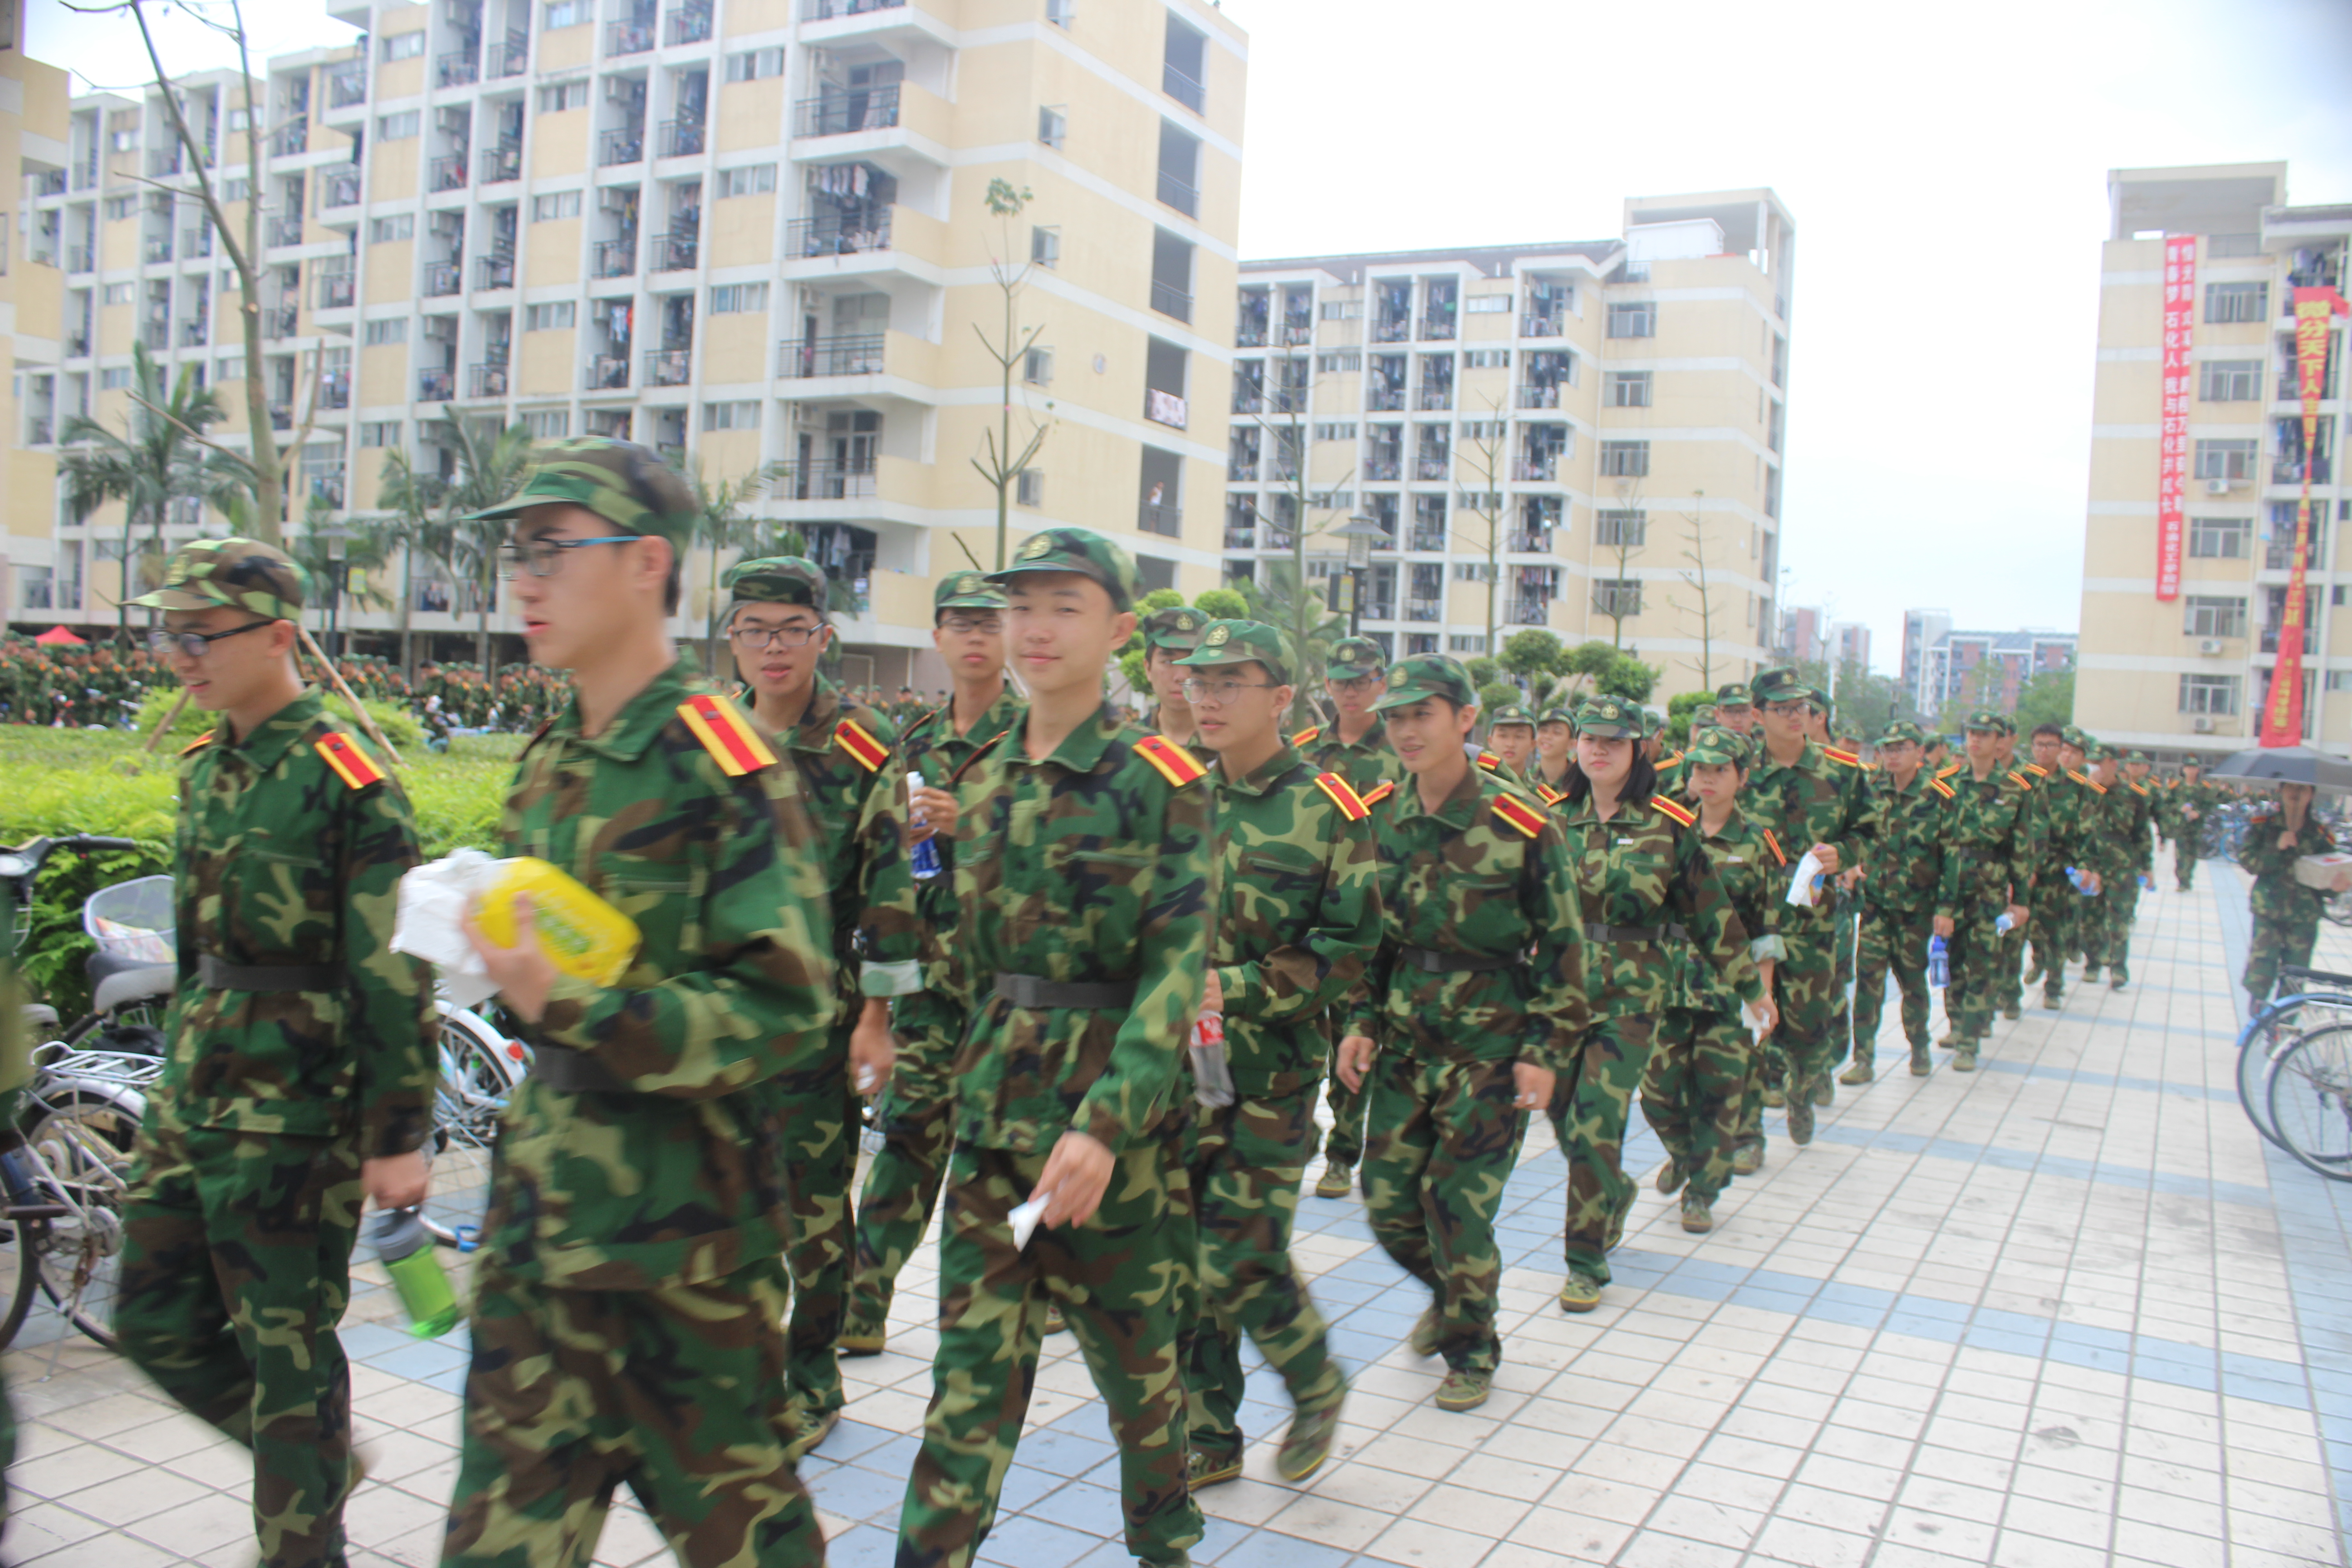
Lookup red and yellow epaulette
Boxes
[1536,783,1566,806]
[1491,794,1547,839]
[1133,733,1206,788]
[179,731,214,757]
[1651,794,1697,828]
[678,694,779,777]
[834,718,890,773]
[2006,769,2032,790]
[1313,771,1370,821]
[1476,750,1504,772]
[2024,763,2051,777]
[1361,780,1397,807]
[1822,746,1862,767]
[1659,751,1684,770]
[2129,781,2150,797]
[314,731,385,790]
[1928,776,1956,800]
[2068,769,2106,794]
[1935,760,1965,779]
[949,727,1014,785]
[1760,828,1788,866]
[1291,725,1322,746]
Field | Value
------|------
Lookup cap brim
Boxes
[984,560,1129,607]
[1372,686,1455,712]
[1326,664,1382,680]
[125,586,220,611]
[935,593,1004,610]
[1580,722,1642,739]
[1683,749,1735,767]
[1171,647,1253,668]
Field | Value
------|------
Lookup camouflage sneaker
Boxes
[2024,960,2045,985]
[784,1408,839,1463]
[1277,1390,1346,1482]
[2082,965,2103,985]
[2042,991,2063,1010]
[1910,1046,1932,1078]
[1954,1046,1979,1073]
[1812,1076,1834,1106]
[1314,1161,1354,1200]
[1761,1084,1786,1110]
[838,1317,886,1357]
[1044,1300,1069,1336]
[1434,1369,1491,1411]
[2111,973,2129,991]
[1730,1142,1764,1176]
[1407,1307,1441,1357]
[1655,1159,1685,1196]
[1187,1444,1244,1490]
[2002,1001,2023,1021]
[1680,1196,1715,1234]
[1786,1098,1815,1146]
[1838,1058,1874,1086]
[1937,1033,1963,1050]
[1557,1271,1603,1313]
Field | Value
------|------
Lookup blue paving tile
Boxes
[976,1514,1106,1568]
[809,1462,906,1524]
[850,1433,925,1477]
[2134,1357,2219,1393]
[1883,1311,1965,1344]
[823,1524,899,1568]
[1217,1531,1357,1568]
[1808,1294,1891,1331]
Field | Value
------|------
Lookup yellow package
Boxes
[476,857,641,987]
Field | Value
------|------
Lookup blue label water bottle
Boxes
[908,770,942,882]
[1927,934,1950,988]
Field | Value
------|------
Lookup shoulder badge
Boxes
[1476,750,1504,772]
[2067,769,2107,794]
[2006,769,2032,790]
[1536,783,1566,806]
[1928,777,1956,800]
[677,694,780,777]
[949,726,1014,785]
[1361,780,1397,807]
[179,731,215,757]
[1133,733,1207,789]
[314,731,386,791]
[2024,763,2051,777]
[1659,751,1684,770]
[1313,771,1371,822]
[1822,746,1861,768]
[1491,794,1547,840]
[2129,781,2150,797]
[1935,760,1964,779]
[1760,828,1788,867]
[1651,794,1697,829]
[1292,725,1322,746]
[834,718,891,773]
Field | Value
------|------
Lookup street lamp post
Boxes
[316,519,353,662]
[1330,512,1390,640]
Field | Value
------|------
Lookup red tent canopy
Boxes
[32,626,88,646]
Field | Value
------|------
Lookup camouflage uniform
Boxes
[441,442,835,1568]
[1141,606,1209,761]
[110,540,437,1568]
[891,529,1208,1568]
[1171,619,1380,1471]
[1849,723,1950,1075]
[2086,752,2156,985]
[2164,772,2222,888]
[1343,657,1588,1380]
[1553,699,1759,1289]
[2241,807,2338,1004]
[1937,715,2036,1066]
[2026,750,2102,1004]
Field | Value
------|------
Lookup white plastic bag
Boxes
[1784,849,1826,907]
[1009,1189,1056,1250]
[390,848,504,1009]
[1741,1000,1773,1041]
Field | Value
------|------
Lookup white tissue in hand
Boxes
[1742,1000,1772,1040]
[1009,1190,1055,1250]
[391,848,504,1009]
[1784,850,1826,907]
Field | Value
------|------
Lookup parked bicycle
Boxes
[2237,964,2352,1183]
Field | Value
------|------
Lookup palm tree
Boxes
[283,497,397,656]
[57,342,247,641]
[372,410,533,674]
[686,461,790,675]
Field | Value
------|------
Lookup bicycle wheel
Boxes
[2267,1025,2352,1181]
[2237,995,2352,1147]
[422,1004,524,1248]
[18,1089,143,1348]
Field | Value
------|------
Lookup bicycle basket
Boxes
[83,876,176,963]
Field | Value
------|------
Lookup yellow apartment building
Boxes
[1,19,73,607]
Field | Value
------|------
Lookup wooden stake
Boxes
[297,624,403,767]
[142,690,191,754]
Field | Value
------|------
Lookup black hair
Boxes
[1559,747,1658,808]
[2031,723,2064,741]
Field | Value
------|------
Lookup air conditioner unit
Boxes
[2207,476,2234,495]
[2200,637,2225,655]
[599,187,635,213]
[605,77,642,103]
[431,211,465,234]
[443,0,477,24]
[2192,715,2215,732]
[436,107,470,132]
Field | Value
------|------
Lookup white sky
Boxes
[28,0,2352,671]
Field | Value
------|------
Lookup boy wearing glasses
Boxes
[1139,606,1209,757]
[840,571,1024,1355]
[113,539,437,1568]
[1169,619,1378,1488]
[448,441,835,1566]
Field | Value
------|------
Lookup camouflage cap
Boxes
[987,526,1139,611]
[469,437,699,545]
[1173,618,1291,684]
[1690,702,1720,726]
[1141,605,1209,652]
[1879,720,1927,746]
[724,555,828,611]
[128,537,308,618]
[2180,756,2205,769]
[1962,708,2011,735]
[1538,706,1576,727]
[1749,667,1812,706]
[1371,653,1477,711]
[1325,636,1387,680]
[2060,725,2092,751]
[1714,681,1754,707]
[934,570,1006,613]
[2087,740,2119,763]
[1486,702,1537,731]
[1642,707,1665,739]
[1575,694,1644,739]
[1684,725,1752,769]
[2125,748,2151,764]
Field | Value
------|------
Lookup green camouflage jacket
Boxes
[1341,767,1589,1071]
[2048,770,2121,882]
[487,658,836,1290]
[2160,778,2223,843]
[1936,764,2035,925]
[160,690,434,1156]
[1294,719,1403,797]
[929,703,1210,1155]
[1862,768,1952,915]
[2242,810,2338,924]
[1204,747,1382,1098]
[2110,779,2158,876]
[1553,792,1762,1018]
[773,674,897,985]
[1146,702,1212,764]
[1745,740,1879,937]
[1670,806,1786,1014]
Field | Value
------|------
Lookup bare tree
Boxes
[1454,394,1509,657]
[1592,477,1646,650]
[969,178,1053,569]
[1232,360,1352,677]
[1667,487,1719,691]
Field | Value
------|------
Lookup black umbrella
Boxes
[2208,745,2352,794]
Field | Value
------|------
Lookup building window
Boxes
[2203,282,2268,324]
[103,195,136,221]
[2188,516,2251,558]
[1320,300,1362,320]
[518,411,568,439]
[2198,360,2263,402]
[524,301,577,330]
[702,401,759,431]
[377,111,420,140]
[1598,440,1650,478]
[359,421,402,446]
[1459,420,1504,441]
[724,48,784,82]
[531,191,583,222]
[1038,107,1066,150]
[1465,294,1512,314]
[1606,371,1652,408]
[1451,563,1493,582]
[1016,469,1045,507]
[1309,490,1352,511]
[1606,301,1655,339]
[1023,348,1053,385]
[537,80,589,113]
[1595,509,1646,548]
[1464,349,1509,369]
[708,283,767,314]
[382,30,426,59]
[1315,352,1359,373]
[1447,634,1487,654]
[1593,578,1643,616]
[2192,439,2259,481]
[2182,595,2247,638]
[545,0,587,27]
[717,163,776,198]
[364,318,408,345]
[2179,674,2240,715]
[2327,666,2352,688]
[103,281,135,304]
[1048,0,1075,26]
[1031,226,1059,268]
[99,366,132,389]
[1312,422,1356,442]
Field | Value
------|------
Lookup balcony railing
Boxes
[1520,312,1563,338]
[180,228,214,259]
[315,272,355,309]
[664,5,714,44]
[319,372,350,409]
[2265,539,2324,571]
[65,332,90,358]
[469,363,510,398]
[1509,531,1553,554]
[31,169,65,197]
[424,261,463,296]
[658,119,706,158]
[1416,387,1451,412]
[146,148,184,178]
[1162,60,1204,113]
[487,32,529,76]
[608,20,654,54]
[1368,387,1403,412]
[1516,384,1560,410]
[2261,626,2318,655]
[1372,318,1411,343]
[1150,280,1193,322]
[1507,598,1554,626]
[66,245,93,273]
[178,318,208,348]
[1269,387,1305,414]
[475,255,515,290]
[1227,457,1258,482]
[587,353,632,390]
[263,302,299,338]
[2274,456,2334,485]
[1281,323,1312,346]
[272,120,309,158]
[803,0,905,15]
[72,158,98,191]
[1224,522,1255,549]
[1359,597,1395,622]
[322,167,362,207]
[268,401,294,430]
[787,212,892,257]
[1156,170,1196,217]
[437,52,480,88]
[1409,526,1444,552]
[1363,458,1401,481]
[593,238,638,277]
[1235,324,1268,348]
[418,370,456,402]
[27,418,53,446]
[143,235,173,264]
[598,128,646,166]
[267,214,307,247]
[1232,389,1263,415]
[1406,597,1441,622]
[1514,457,1559,483]
[1140,502,1182,535]
[644,347,692,386]
[1418,316,1456,341]
[1415,456,1449,481]
[795,86,900,137]
[431,153,470,192]
[779,333,884,377]
[648,232,697,271]
[770,459,877,500]
[1145,389,1187,429]
[309,476,347,509]
[328,69,368,108]
[479,145,521,185]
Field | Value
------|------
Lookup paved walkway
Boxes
[4,865,2348,1567]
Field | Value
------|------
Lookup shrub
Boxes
[133,688,424,751]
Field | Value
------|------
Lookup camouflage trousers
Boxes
[2026,888,2082,1000]
[1181,1087,1343,1460]
[1944,894,2012,1042]
[2083,875,2139,979]
[1999,911,2029,1010]
[1853,903,1936,1053]
[1360,1053,1525,1375]
[441,1255,825,1568]
[897,1134,1200,1568]
[777,1029,854,1422]
[1641,1008,1749,1205]
[2175,834,2202,889]
[1766,922,1843,1097]
[1321,1070,1370,1171]
[2244,911,2321,1004]
[1544,1015,1654,1283]
[1829,898,1857,1066]
[116,1123,362,1568]
[844,1086,953,1332]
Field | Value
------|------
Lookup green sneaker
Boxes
[2002,1001,2022,1021]
[1187,1444,1244,1490]
[1680,1195,1714,1234]
[1434,1369,1491,1411]
[1837,1058,1874,1086]
[1557,1270,1603,1313]
[1909,1046,1931,1078]
[1407,1306,1440,1357]
[1730,1141,1764,1176]
[1314,1160,1354,1200]
[784,1407,838,1463]
[1044,1300,1068,1336]
[1654,1158,1685,1196]
[838,1317,886,1357]
[1277,1391,1345,1482]
[2111,973,2129,991]
[1761,1084,1786,1109]
[1954,1046,1978,1073]
[1786,1098,1814,1146]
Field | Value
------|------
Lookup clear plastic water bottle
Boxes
[2066,866,2093,895]
[365,1208,461,1339]
[1994,911,2015,936]
[908,770,942,882]
[1927,935,1950,988]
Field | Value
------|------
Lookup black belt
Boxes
[532,1044,629,1094]
[1396,946,1515,974]
[1583,924,1668,946]
[994,972,1137,1009]
[198,955,334,991]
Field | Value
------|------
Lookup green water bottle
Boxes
[366,1208,461,1339]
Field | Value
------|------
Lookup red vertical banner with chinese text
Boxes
[2156,235,2196,603]
[2261,284,2352,747]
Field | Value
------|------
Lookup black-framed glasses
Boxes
[1181,678,1280,706]
[730,623,827,650]
[495,535,640,580]
[146,620,276,659]
[1328,675,1381,694]
[938,614,1004,636]
[1762,700,1813,717]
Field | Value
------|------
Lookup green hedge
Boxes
[134,688,426,750]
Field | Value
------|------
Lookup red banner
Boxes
[2260,284,2350,747]
[2155,235,2197,603]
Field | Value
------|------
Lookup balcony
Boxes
[1418,316,1456,342]
[658,119,706,158]
[268,401,294,431]
[65,332,90,358]
[1162,60,1204,113]
[648,232,698,271]
[587,354,631,390]
[27,418,53,446]
[1269,387,1305,414]
[263,301,298,338]
[608,20,654,54]
[1363,458,1401,481]
[1232,388,1262,415]
[2274,456,2334,485]
[469,363,510,397]
[1372,318,1411,343]
[143,235,174,264]
[1145,389,1188,429]
[787,211,892,258]
[1360,595,1395,622]
[322,167,362,207]
[66,245,93,273]
[644,348,692,386]
[315,272,355,309]
[770,459,876,500]
[1224,520,1254,549]
[1368,387,1403,412]
[272,120,309,158]
[1140,502,1182,535]
[1406,597,1441,623]
[269,215,308,247]
[1514,457,1559,483]
[1416,387,1451,412]
[319,372,351,409]
[31,168,65,197]
[71,159,98,191]
[431,153,469,192]
[479,145,521,185]
[779,333,884,377]
[328,68,368,108]
[146,148,183,178]
[1507,598,1553,626]
[437,52,480,88]
[1416,456,1449,481]
[1409,525,1444,552]
[487,32,529,76]
[178,318,208,348]
[181,228,214,259]
[1156,171,1196,217]
[2260,626,2318,655]
[1269,455,1299,483]
[1509,530,1553,553]
[1516,384,1560,410]
[475,255,515,290]
[803,0,905,15]
[424,262,463,296]
[1235,324,1268,348]
[593,239,637,277]
[1521,312,1563,338]
[1227,456,1258,483]
[598,128,646,166]
[309,476,347,509]
[664,5,713,44]
[1280,323,1312,347]
[796,86,899,137]
[418,370,456,402]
